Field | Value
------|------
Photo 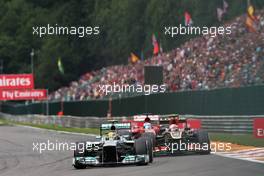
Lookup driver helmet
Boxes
[169,118,177,125]
[108,131,117,140]
[144,117,152,129]
[144,117,151,123]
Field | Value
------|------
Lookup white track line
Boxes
[214,152,264,164]
[16,124,97,137]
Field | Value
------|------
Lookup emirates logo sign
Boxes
[0,74,47,100]
[0,74,34,89]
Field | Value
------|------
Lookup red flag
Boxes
[184,11,193,26]
[152,34,159,55]
[152,34,157,46]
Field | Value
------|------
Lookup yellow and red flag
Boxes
[246,5,257,32]
[130,52,139,64]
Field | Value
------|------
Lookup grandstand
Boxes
[49,9,264,102]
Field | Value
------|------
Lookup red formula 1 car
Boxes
[123,114,159,144]
[123,114,211,156]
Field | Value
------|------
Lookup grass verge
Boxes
[0,118,99,135]
[0,118,8,125]
[209,133,264,147]
[1,118,263,147]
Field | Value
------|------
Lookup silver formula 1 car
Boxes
[73,122,153,169]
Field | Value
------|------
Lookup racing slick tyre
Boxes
[142,132,156,147]
[73,162,86,169]
[143,136,154,163]
[135,137,151,165]
[73,142,87,169]
[196,130,211,155]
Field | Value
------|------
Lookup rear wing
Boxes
[133,115,159,121]
[159,115,185,125]
[131,114,201,129]
[159,115,201,129]
[100,123,131,130]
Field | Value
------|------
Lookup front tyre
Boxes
[196,130,211,155]
[73,162,86,169]
[73,142,87,169]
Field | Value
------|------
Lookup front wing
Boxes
[73,154,149,166]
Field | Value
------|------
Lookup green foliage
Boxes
[0,0,264,90]
[209,133,264,147]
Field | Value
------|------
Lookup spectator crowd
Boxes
[49,10,264,101]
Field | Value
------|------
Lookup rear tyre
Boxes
[142,132,156,147]
[196,130,211,154]
[135,137,149,165]
[144,137,153,163]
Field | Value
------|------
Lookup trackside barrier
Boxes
[0,113,105,129]
[2,85,264,117]
[181,115,263,134]
[0,113,261,134]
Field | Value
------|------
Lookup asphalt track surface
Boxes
[0,125,263,176]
